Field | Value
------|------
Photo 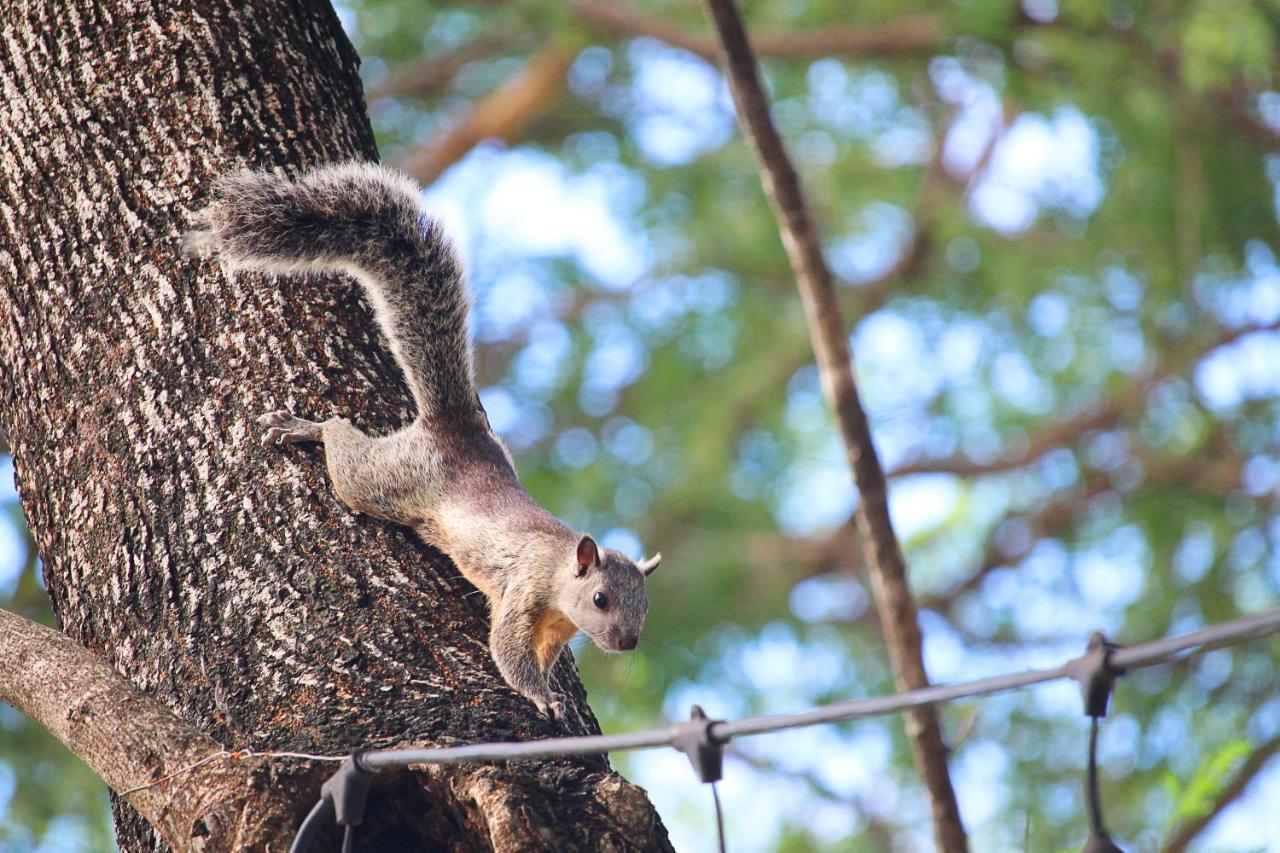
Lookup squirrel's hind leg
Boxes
[257,411,394,519]
[316,419,435,526]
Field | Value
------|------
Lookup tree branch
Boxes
[366,35,519,103]
[889,318,1280,479]
[1215,86,1280,146]
[1164,735,1280,853]
[751,424,1248,621]
[701,2,967,850]
[573,3,943,63]
[0,607,321,850]
[400,41,577,186]
[918,437,1244,615]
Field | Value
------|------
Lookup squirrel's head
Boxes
[560,535,660,653]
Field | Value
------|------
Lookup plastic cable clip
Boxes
[1067,635,1128,853]
[672,705,725,784]
[321,751,379,829]
[1066,632,1126,719]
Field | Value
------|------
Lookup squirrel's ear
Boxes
[637,552,662,577]
[576,536,600,577]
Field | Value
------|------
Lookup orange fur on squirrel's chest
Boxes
[533,609,578,670]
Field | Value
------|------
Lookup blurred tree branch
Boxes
[637,84,947,576]
[957,99,1017,200]
[1163,735,1280,853]
[400,41,577,186]
[374,2,948,178]
[474,206,933,401]
[889,318,1280,479]
[751,425,1248,614]
[742,298,1270,627]
[365,34,520,103]
[918,433,1246,615]
[1217,86,1280,145]
[573,3,943,62]
[702,1,968,849]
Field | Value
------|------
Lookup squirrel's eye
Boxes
[592,592,609,610]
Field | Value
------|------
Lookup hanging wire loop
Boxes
[291,752,378,853]
[1067,634,1127,853]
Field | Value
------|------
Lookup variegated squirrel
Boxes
[186,163,661,719]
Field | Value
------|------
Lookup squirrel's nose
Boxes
[619,634,638,651]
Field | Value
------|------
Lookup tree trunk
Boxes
[0,1,671,850]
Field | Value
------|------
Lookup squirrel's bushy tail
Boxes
[188,162,474,420]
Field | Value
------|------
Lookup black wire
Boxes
[1085,717,1105,837]
[711,782,726,853]
[291,606,1280,853]
[356,666,1072,772]
[362,727,676,770]
[288,796,334,853]
[1110,608,1280,669]
[353,606,1280,771]
[713,663,1069,739]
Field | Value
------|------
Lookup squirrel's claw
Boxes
[257,410,322,448]
[534,693,568,721]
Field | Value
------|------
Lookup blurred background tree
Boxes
[3,0,1278,849]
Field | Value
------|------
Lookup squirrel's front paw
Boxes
[534,693,568,721]
[257,410,323,447]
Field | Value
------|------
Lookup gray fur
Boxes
[190,163,661,718]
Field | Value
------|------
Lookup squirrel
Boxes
[185,162,661,720]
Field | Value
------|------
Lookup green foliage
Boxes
[0,706,114,851]
[1164,738,1253,827]
[1181,0,1273,91]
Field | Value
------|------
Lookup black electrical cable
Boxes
[288,606,1280,853]
[1110,608,1280,669]
[711,782,726,853]
[1086,717,1104,837]
[1082,716,1125,852]
[361,726,677,771]
[714,662,1069,740]
[340,606,1280,773]
[288,796,334,853]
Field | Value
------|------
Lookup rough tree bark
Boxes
[0,1,671,850]
[0,607,331,850]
